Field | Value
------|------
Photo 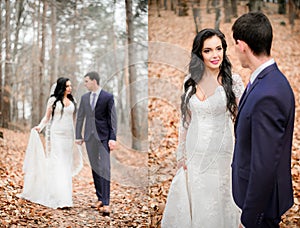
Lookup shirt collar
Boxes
[92,87,101,96]
[249,58,275,84]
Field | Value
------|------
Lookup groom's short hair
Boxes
[85,71,100,85]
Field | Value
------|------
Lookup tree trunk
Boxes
[50,0,57,86]
[31,0,41,126]
[278,0,286,14]
[11,0,25,123]
[70,0,78,90]
[4,0,13,128]
[224,0,231,23]
[0,1,3,127]
[125,0,148,151]
[231,0,238,17]
[192,2,201,33]
[288,0,296,29]
[213,0,221,30]
[248,0,261,11]
[39,0,47,120]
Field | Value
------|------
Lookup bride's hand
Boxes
[34,126,40,133]
[177,158,187,170]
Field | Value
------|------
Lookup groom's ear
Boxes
[236,40,248,53]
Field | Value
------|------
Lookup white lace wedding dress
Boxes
[18,97,82,209]
[161,74,244,228]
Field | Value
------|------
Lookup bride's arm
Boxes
[35,97,55,132]
[176,109,191,170]
[232,73,245,105]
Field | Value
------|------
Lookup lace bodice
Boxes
[177,74,244,161]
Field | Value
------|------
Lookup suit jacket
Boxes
[76,90,117,143]
[232,63,295,227]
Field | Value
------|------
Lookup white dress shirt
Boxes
[90,88,101,108]
[249,58,275,84]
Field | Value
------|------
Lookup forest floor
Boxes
[0,127,149,227]
[1,2,300,228]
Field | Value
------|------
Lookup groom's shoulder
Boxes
[82,92,90,98]
[101,90,113,98]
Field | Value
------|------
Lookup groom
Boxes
[231,12,295,228]
[76,71,117,215]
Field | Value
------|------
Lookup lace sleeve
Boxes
[232,73,245,99]
[176,109,191,162]
[37,97,55,132]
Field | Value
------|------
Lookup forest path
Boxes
[0,127,149,227]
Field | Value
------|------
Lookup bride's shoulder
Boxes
[231,73,245,98]
[47,96,56,106]
[231,73,242,82]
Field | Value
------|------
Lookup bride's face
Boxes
[201,35,223,71]
[65,80,72,96]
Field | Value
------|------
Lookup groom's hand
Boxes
[75,139,84,145]
[108,140,116,151]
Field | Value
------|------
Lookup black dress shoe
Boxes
[100,206,111,216]
[102,211,110,217]
[59,206,71,210]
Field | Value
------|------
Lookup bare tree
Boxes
[288,0,298,30]
[278,0,286,14]
[31,0,42,126]
[0,1,3,127]
[213,0,221,29]
[125,0,148,151]
[50,0,57,86]
[38,0,47,121]
[231,0,238,17]
[248,0,262,11]
[224,0,231,23]
[11,0,25,124]
[3,0,13,128]
[192,0,201,33]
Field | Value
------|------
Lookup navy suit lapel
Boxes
[235,63,278,129]
[87,92,94,112]
[92,90,103,111]
[95,90,103,109]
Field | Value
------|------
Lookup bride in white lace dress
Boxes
[18,77,82,209]
[161,29,244,227]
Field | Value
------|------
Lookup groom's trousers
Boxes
[85,137,111,206]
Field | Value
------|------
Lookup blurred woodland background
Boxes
[0,0,148,151]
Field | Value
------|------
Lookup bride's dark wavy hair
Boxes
[181,28,237,127]
[50,77,76,119]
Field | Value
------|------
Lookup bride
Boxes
[18,77,82,209]
[161,29,244,227]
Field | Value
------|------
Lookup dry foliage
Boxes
[0,128,149,227]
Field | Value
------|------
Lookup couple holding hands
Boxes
[19,71,116,217]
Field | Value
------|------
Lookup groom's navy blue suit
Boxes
[232,63,295,227]
[76,89,117,206]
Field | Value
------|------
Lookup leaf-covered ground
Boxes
[0,127,150,227]
[148,2,300,228]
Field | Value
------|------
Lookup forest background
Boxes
[0,0,299,227]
